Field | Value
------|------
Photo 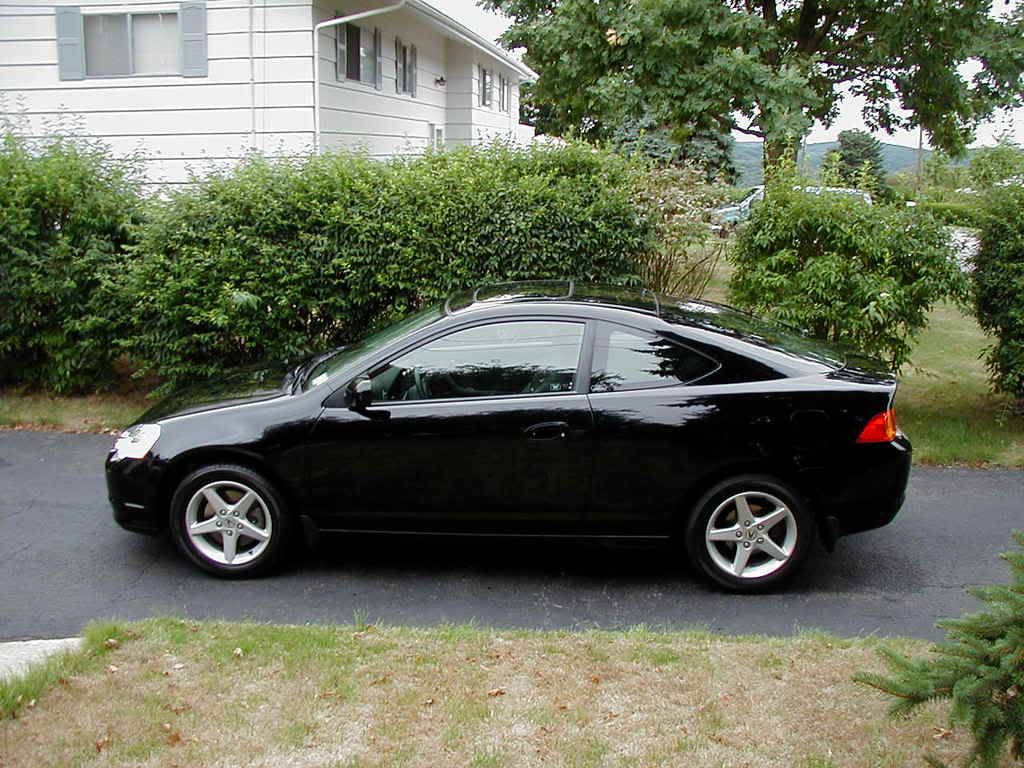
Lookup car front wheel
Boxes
[169,464,291,578]
[686,475,812,592]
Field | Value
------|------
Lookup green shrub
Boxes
[973,185,1024,404]
[729,167,967,369]
[917,201,990,229]
[632,163,727,297]
[125,143,653,390]
[0,133,140,392]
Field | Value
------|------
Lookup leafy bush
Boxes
[125,143,653,390]
[729,167,967,369]
[632,163,726,296]
[917,201,990,229]
[856,530,1024,768]
[973,185,1024,404]
[0,133,140,392]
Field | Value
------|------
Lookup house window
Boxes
[337,22,380,88]
[478,65,492,107]
[428,123,444,149]
[83,12,179,76]
[498,74,510,112]
[395,37,416,96]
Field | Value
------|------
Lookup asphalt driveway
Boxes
[0,429,1020,641]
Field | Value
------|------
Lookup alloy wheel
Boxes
[184,480,273,566]
[704,491,797,579]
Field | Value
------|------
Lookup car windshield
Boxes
[301,303,446,390]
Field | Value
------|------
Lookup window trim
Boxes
[498,73,510,112]
[82,9,181,78]
[587,321,722,394]
[337,21,381,89]
[478,64,493,107]
[337,317,591,408]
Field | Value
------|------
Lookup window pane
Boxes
[590,326,717,392]
[84,14,130,76]
[345,24,360,79]
[359,25,375,84]
[132,13,179,74]
[373,321,584,401]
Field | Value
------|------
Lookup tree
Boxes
[836,129,885,189]
[855,531,1024,768]
[969,138,1024,189]
[488,0,1024,165]
[609,114,738,182]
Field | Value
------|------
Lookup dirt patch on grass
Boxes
[0,619,977,768]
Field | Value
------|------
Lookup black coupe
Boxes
[106,282,911,591]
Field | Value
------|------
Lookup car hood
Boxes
[138,364,293,423]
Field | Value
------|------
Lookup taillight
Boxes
[856,409,898,443]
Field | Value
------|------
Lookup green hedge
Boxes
[729,171,967,370]
[915,200,990,229]
[0,134,140,393]
[974,186,1024,402]
[123,144,653,390]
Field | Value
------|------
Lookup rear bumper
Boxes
[812,433,912,538]
[106,454,164,534]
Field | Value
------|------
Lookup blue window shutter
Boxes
[374,27,382,90]
[395,36,403,93]
[409,44,416,97]
[336,23,345,80]
[179,1,207,77]
[55,7,84,81]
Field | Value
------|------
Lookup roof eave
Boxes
[404,0,538,81]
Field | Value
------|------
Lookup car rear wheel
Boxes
[169,464,291,578]
[686,475,812,592]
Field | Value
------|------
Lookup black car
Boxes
[106,281,911,591]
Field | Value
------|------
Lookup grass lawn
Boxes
[0,619,975,768]
[0,390,146,434]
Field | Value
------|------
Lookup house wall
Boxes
[1,0,532,185]
[0,0,316,186]
[314,1,445,156]
[316,1,525,156]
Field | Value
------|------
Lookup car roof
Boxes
[445,280,661,317]
[444,281,852,373]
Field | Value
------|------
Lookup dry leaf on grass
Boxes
[104,638,120,650]
[933,726,954,740]
[95,731,112,753]
[105,665,119,674]
[232,647,244,658]
[487,688,506,697]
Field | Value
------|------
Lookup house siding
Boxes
[0,0,317,186]
[1,0,532,185]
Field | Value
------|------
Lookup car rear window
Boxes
[659,297,844,370]
[590,323,719,392]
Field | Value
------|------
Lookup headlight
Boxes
[111,423,161,460]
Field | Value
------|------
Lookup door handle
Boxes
[525,421,569,441]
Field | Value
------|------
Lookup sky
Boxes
[436,0,1022,149]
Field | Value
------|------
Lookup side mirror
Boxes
[348,376,374,411]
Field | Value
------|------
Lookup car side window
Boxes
[371,321,585,402]
[590,324,718,393]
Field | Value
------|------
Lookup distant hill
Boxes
[731,140,933,187]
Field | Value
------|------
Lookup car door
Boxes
[585,321,722,535]
[306,318,594,534]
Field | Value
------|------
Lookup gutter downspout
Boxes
[249,0,256,150]
[312,0,406,153]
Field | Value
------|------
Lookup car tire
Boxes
[169,464,291,578]
[685,474,813,593]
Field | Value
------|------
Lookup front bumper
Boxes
[106,453,164,534]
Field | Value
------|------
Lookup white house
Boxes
[0,0,537,185]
